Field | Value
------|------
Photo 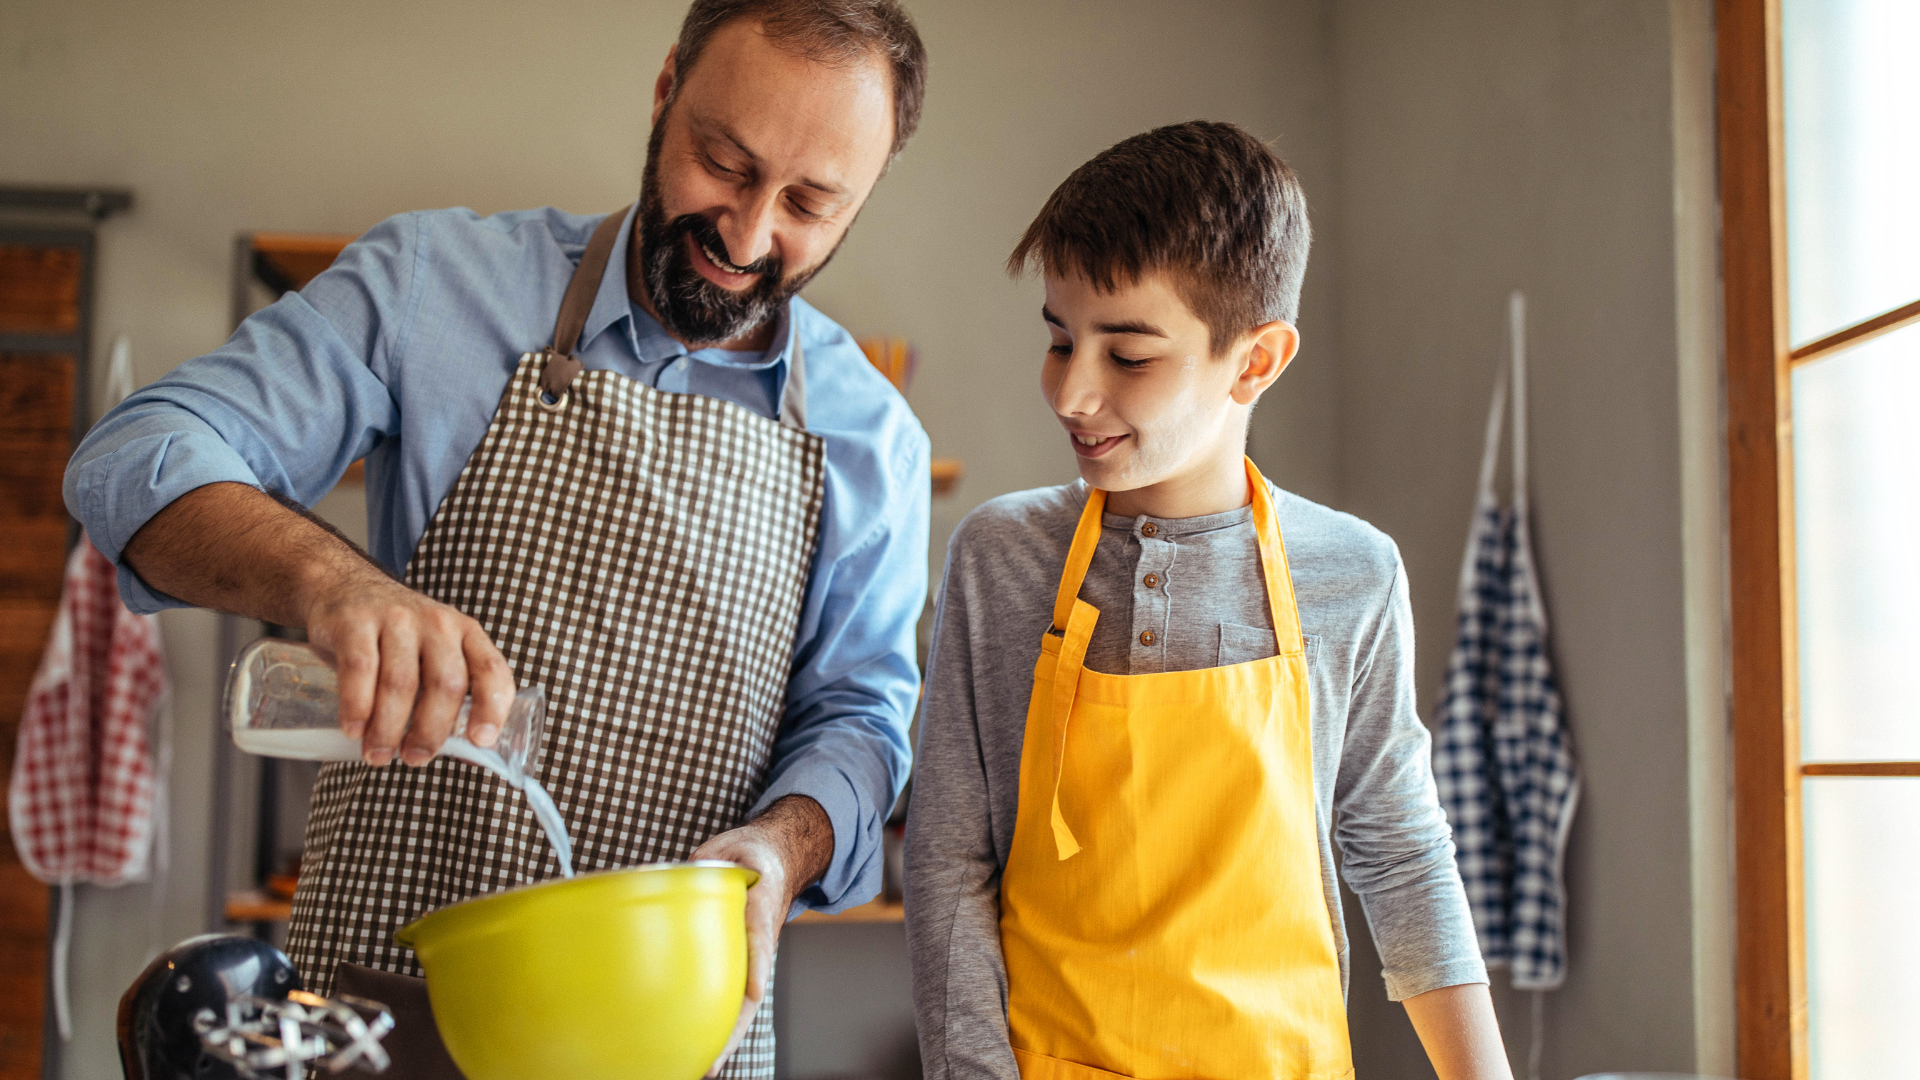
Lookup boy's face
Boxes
[1040,272,1294,504]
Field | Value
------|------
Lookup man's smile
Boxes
[688,231,760,290]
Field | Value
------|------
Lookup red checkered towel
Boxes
[9,533,166,886]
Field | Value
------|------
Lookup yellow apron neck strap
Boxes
[1053,464,1302,652]
[1052,485,1108,633]
[1245,458,1305,655]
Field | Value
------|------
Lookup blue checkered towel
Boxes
[1433,293,1581,991]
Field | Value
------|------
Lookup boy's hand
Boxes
[690,795,835,1077]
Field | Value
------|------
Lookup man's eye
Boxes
[706,156,742,178]
[787,195,824,221]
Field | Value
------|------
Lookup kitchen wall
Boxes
[0,1,1337,1077]
[1326,0,1727,1076]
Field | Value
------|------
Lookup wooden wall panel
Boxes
[0,246,82,335]
[0,346,74,1079]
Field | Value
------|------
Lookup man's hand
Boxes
[689,795,835,1077]
[122,481,514,765]
[305,573,514,767]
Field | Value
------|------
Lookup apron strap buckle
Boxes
[536,348,582,410]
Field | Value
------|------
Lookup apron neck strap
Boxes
[1245,458,1304,654]
[1051,458,1304,653]
[1052,486,1108,633]
[540,207,629,399]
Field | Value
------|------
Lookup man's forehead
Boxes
[673,20,893,185]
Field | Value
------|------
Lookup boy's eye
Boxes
[1047,343,1072,357]
[1110,352,1152,369]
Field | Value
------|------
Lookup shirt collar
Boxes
[578,204,796,372]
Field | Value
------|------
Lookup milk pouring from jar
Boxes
[225,638,574,877]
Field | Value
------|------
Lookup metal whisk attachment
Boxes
[193,990,395,1078]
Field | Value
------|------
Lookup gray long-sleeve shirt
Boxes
[905,480,1487,1080]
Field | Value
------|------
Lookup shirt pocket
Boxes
[1217,624,1320,666]
[1217,622,1280,666]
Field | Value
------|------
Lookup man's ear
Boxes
[1230,320,1300,406]
[651,44,680,126]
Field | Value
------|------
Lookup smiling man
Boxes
[64,2,928,1076]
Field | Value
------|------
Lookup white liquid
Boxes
[229,640,572,878]
[233,728,574,879]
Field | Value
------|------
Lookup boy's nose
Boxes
[1051,351,1105,416]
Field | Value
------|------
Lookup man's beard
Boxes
[635,122,839,346]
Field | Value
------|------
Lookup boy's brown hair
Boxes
[1008,121,1311,354]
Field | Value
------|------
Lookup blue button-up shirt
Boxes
[65,205,930,912]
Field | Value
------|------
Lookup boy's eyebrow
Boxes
[1040,306,1170,338]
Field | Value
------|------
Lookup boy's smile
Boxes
[1039,271,1298,518]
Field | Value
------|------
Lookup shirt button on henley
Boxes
[1139,630,1156,646]
[1141,522,1159,537]
[1143,573,1160,589]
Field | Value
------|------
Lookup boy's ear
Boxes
[1230,320,1300,406]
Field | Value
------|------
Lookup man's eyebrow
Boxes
[695,115,849,197]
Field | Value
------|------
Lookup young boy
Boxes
[904,122,1511,1080]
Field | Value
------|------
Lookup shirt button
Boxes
[1139,630,1156,646]
[1141,522,1159,537]
[1143,573,1160,589]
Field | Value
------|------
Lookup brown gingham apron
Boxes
[284,208,825,1080]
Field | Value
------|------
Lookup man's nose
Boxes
[718,188,781,270]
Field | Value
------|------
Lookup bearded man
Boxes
[64,2,929,1075]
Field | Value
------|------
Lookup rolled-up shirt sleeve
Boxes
[64,215,415,612]
[1333,561,1489,1001]
[751,409,929,914]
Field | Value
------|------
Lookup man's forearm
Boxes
[1402,982,1513,1080]
[120,480,388,625]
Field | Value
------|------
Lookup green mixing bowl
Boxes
[395,861,757,1080]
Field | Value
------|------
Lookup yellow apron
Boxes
[999,458,1353,1080]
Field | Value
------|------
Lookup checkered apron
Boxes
[1432,293,1581,992]
[284,210,825,1080]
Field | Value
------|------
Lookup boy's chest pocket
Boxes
[1216,624,1319,666]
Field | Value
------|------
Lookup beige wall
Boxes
[1327,0,1718,1075]
[1,2,1336,1077]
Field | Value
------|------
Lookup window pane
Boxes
[1782,0,1920,345]
[1793,321,1920,761]
[1804,777,1920,1078]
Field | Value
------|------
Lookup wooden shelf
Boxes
[930,458,962,498]
[226,890,293,923]
[228,892,903,926]
[794,899,903,925]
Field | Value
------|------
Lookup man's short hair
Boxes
[674,0,928,160]
[1008,121,1312,353]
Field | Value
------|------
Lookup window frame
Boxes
[1717,2,1920,1077]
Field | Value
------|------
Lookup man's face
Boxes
[635,20,895,346]
[1040,272,1277,497]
